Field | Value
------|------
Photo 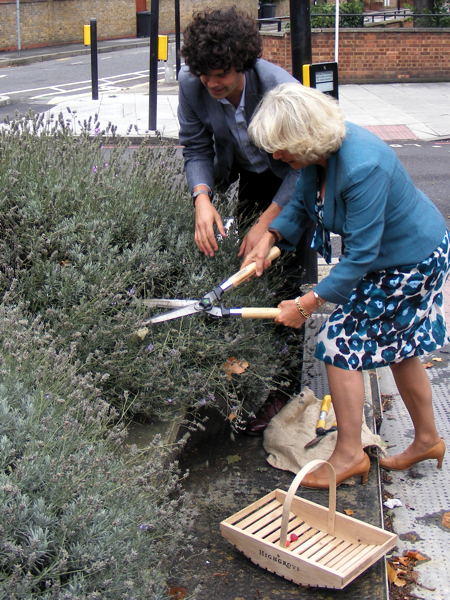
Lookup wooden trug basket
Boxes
[220,459,397,589]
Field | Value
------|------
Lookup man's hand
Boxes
[194,195,226,257]
[240,231,277,276]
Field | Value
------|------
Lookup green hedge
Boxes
[311,0,364,28]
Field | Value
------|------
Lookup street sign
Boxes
[302,62,339,100]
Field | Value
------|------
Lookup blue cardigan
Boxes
[270,122,447,304]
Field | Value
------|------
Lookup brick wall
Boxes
[262,29,450,83]
[0,0,257,50]
[0,0,136,50]
[159,0,257,33]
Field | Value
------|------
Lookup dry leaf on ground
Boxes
[168,586,187,599]
[223,356,249,380]
[441,511,450,529]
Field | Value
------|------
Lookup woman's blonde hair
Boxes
[249,82,346,163]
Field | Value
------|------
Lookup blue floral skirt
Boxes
[315,231,450,371]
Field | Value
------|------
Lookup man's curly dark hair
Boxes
[181,7,262,75]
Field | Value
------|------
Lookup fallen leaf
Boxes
[432,357,443,362]
[168,586,187,599]
[405,550,428,562]
[442,511,450,529]
[422,361,434,369]
[344,509,354,516]
[386,561,407,587]
[226,454,241,465]
[399,531,421,542]
[135,327,149,340]
[227,412,237,421]
[223,357,249,380]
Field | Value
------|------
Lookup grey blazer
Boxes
[178,58,299,207]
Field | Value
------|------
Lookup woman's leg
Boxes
[388,356,441,455]
[301,364,370,488]
[325,364,366,465]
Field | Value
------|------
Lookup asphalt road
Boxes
[0,45,157,119]
[392,140,450,227]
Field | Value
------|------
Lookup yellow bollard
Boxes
[302,64,311,87]
[157,35,168,61]
[83,24,91,46]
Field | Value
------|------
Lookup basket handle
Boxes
[279,460,336,548]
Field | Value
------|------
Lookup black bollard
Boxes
[90,18,99,101]
[148,0,159,131]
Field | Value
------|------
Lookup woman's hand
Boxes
[194,195,226,257]
[274,299,305,329]
[240,231,277,276]
[238,219,269,259]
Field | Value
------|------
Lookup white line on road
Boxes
[2,69,163,96]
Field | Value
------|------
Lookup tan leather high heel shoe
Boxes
[300,453,371,490]
[379,438,445,471]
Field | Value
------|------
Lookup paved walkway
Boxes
[15,80,450,142]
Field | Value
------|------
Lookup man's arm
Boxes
[178,69,225,256]
[178,68,216,193]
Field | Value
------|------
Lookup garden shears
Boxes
[136,246,282,336]
[304,394,338,449]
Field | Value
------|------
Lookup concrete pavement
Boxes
[2,39,450,140]
[16,80,450,142]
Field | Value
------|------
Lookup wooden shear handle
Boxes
[222,246,281,290]
[240,307,281,319]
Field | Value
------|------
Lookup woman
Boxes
[242,82,448,489]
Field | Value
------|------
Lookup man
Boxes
[178,7,300,260]
[178,7,304,433]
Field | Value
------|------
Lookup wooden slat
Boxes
[301,534,337,560]
[317,540,354,566]
[340,544,378,574]
[307,536,343,563]
[264,518,307,544]
[224,491,278,525]
[232,499,281,530]
[245,506,283,535]
[327,543,365,571]
[293,530,329,555]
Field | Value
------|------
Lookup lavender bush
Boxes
[0,112,294,425]
[0,303,192,599]
[0,113,298,596]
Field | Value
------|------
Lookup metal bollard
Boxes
[90,18,99,100]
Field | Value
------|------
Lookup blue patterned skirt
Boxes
[315,231,450,370]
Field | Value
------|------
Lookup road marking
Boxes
[2,69,157,96]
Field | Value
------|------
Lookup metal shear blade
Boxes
[142,297,223,324]
[140,246,282,325]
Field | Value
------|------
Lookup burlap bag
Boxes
[263,387,384,475]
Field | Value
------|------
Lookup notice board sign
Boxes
[302,62,339,100]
